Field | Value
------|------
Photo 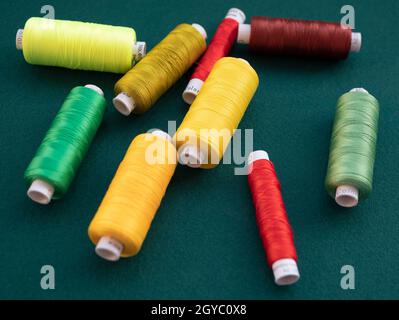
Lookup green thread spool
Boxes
[24,85,107,204]
[325,88,379,208]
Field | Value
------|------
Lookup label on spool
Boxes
[335,185,359,208]
[182,78,204,104]
[16,29,24,50]
[133,41,146,63]
[350,32,362,53]
[95,236,124,261]
[272,259,300,286]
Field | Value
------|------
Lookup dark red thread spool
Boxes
[182,8,245,104]
[237,16,361,59]
[247,151,300,286]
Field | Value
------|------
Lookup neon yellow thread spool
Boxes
[16,17,146,73]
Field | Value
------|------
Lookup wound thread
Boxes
[19,17,143,73]
[175,57,259,169]
[244,16,354,59]
[248,151,299,286]
[24,85,106,203]
[88,132,177,260]
[183,8,245,104]
[114,24,207,115]
[325,89,379,208]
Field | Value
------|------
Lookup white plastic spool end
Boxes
[237,24,251,44]
[178,144,206,168]
[335,185,359,208]
[182,78,204,104]
[350,88,369,94]
[192,23,207,40]
[226,8,246,24]
[133,41,147,62]
[350,32,362,53]
[151,129,173,143]
[16,29,24,50]
[95,236,124,262]
[84,84,104,96]
[272,259,300,286]
[113,92,136,116]
[27,179,55,205]
[238,58,250,65]
[248,150,270,166]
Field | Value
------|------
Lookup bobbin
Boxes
[133,41,147,63]
[15,28,147,62]
[16,29,23,50]
[27,84,104,205]
[248,151,300,286]
[183,57,250,105]
[113,92,136,116]
[248,150,269,165]
[95,236,124,261]
[272,258,300,286]
[94,130,173,261]
[150,129,174,143]
[178,144,207,168]
[333,87,369,208]
[84,84,104,96]
[182,8,246,104]
[114,23,207,115]
[236,24,362,53]
[192,23,208,40]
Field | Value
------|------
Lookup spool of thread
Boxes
[16,17,146,73]
[88,130,177,261]
[325,88,379,208]
[24,85,107,204]
[175,57,259,169]
[237,16,362,59]
[247,151,300,286]
[182,8,245,104]
[113,23,207,116]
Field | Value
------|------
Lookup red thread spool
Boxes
[247,151,300,286]
[182,8,245,104]
[237,16,362,59]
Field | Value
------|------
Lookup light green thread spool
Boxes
[24,85,106,204]
[325,88,380,208]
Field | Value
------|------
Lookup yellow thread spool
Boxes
[16,17,146,73]
[88,130,177,261]
[113,23,207,116]
[174,57,259,169]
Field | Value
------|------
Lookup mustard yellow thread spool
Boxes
[113,23,207,115]
[174,57,259,169]
[88,130,177,261]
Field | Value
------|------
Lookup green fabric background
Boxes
[0,0,398,300]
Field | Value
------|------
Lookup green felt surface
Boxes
[0,0,398,300]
